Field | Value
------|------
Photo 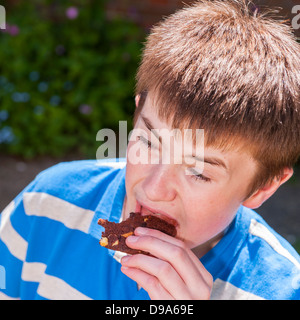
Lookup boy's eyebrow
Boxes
[191,155,228,171]
[141,115,227,171]
[141,115,153,131]
[141,115,161,142]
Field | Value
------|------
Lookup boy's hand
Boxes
[120,227,213,300]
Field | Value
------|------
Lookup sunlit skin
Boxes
[120,91,293,300]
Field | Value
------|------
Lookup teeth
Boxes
[141,207,165,220]
[141,206,151,215]
[140,206,177,227]
[141,206,158,216]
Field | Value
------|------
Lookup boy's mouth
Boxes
[135,201,178,227]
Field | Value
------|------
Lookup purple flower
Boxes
[79,104,92,115]
[5,24,19,36]
[66,7,79,20]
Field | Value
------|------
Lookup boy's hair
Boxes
[134,0,300,197]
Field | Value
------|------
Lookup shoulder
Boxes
[235,207,300,299]
[242,207,300,268]
[36,158,126,185]
[27,158,127,210]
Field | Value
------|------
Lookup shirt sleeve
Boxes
[0,178,39,299]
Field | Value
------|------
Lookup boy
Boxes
[1,0,300,300]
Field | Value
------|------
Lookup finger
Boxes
[120,265,173,300]
[135,227,204,273]
[121,254,192,300]
[126,234,212,298]
[131,229,212,284]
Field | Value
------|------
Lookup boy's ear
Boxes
[242,167,293,209]
[135,95,140,108]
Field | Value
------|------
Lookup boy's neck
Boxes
[191,230,225,259]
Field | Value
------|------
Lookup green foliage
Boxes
[293,239,300,254]
[0,0,145,158]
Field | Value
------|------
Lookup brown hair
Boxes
[134,0,300,197]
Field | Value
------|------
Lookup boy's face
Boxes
[124,92,258,253]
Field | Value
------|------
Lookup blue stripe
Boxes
[0,241,22,298]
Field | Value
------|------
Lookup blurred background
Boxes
[0,0,299,252]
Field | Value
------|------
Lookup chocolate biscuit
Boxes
[98,212,177,255]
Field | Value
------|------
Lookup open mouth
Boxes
[135,201,178,227]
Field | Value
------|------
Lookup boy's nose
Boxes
[142,165,177,202]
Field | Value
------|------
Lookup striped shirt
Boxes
[0,159,299,300]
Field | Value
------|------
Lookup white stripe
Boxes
[21,261,91,300]
[37,272,92,300]
[23,192,94,233]
[113,251,128,264]
[0,200,15,229]
[21,261,46,283]
[95,160,126,169]
[211,278,264,300]
[249,219,300,269]
[0,201,28,261]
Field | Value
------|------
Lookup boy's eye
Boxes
[187,167,211,183]
[137,135,152,149]
[192,174,211,183]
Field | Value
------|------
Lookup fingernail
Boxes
[121,256,130,264]
[127,235,138,243]
[135,227,147,235]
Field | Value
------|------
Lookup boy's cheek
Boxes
[183,205,237,246]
